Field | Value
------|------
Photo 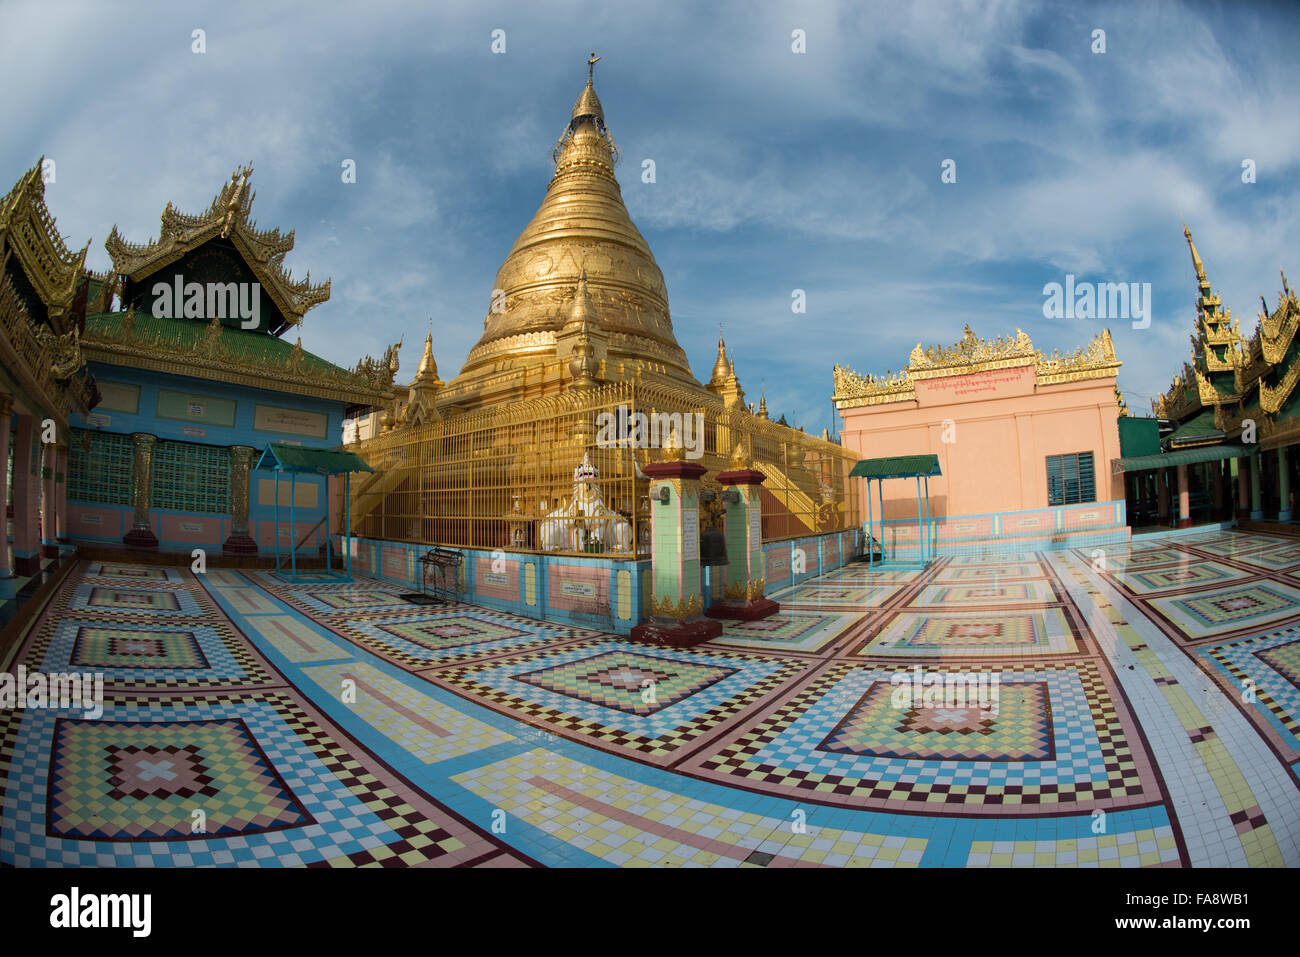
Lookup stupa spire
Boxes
[438,55,705,413]
[415,322,438,379]
[710,325,729,384]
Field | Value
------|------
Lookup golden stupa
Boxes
[437,55,707,413]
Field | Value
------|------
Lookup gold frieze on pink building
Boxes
[833,325,1120,410]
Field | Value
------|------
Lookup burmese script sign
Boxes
[917,365,1034,402]
[254,404,329,439]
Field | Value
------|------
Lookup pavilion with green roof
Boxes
[850,454,941,568]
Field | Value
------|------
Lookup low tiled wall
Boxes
[338,537,652,634]
[762,528,864,588]
[870,500,1129,560]
[68,501,329,554]
[341,525,863,634]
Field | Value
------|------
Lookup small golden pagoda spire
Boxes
[415,321,439,380]
[709,325,729,385]
[757,392,769,420]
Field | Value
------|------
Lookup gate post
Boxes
[630,437,722,647]
[707,446,779,621]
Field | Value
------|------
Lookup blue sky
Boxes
[3,0,1297,435]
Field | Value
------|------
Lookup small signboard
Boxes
[682,508,698,562]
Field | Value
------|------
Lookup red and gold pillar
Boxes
[629,446,722,648]
[707,457,778,621]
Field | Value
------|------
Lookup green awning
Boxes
[850,454,942,480]
[1112,444,1251,473]
[256,443,375,475]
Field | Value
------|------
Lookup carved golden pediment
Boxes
[104,165,330,327]
[0,158,89,326]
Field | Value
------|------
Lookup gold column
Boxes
[223,445,258,554]
[123,432,159,549]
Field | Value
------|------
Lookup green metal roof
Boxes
[84,310,356,380]
[1117,416,1161,457]
[850,454,942,480]
[1167,409,1224,447]
[256,443,374,475]
[1113,443,1251,473]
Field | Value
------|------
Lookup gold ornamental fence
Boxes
[343,379,860,558]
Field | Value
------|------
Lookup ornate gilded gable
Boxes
[105,165,329,335]
[0,158,90,330]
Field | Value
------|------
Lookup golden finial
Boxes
[588,51,601,82]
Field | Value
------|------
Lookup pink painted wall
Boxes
[475,555,520,602]
[547,564,608,612]
[67,504,127,539]
[840,362,1124,519]
[158,514,224,545]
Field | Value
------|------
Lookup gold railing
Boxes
[343,380,859,557]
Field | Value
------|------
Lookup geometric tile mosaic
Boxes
[689,660,1166,815]
[769,581,902,608]
[1146,580,1300,640]
[48,717,313,840]
[911,580,1057,606]
[84,563,184,583]
[855,608,1080,658]
[427,640,805,759]
[931,562,1045,582]
[1110,560,1250,594]
[67,583,202,616]
[4,535,1299,868]
[711,611,863,653]
[819,679,1053,761]
[1199,626,1300,757]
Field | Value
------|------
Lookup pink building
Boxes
[832,326,1128,555]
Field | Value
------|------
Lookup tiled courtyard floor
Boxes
[2,528,1298,867]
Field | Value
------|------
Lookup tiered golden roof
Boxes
[833,325,1120,408]
[105,166,330,333]
[0,158,90,330]
[438,57,705,413]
